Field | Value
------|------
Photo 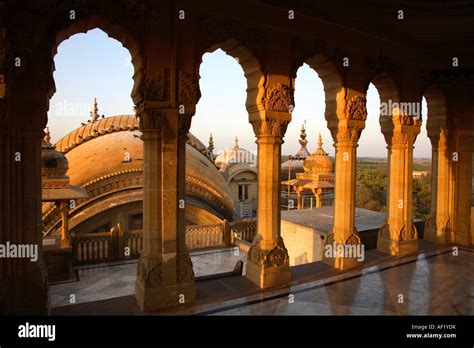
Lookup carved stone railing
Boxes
[70,219,251,265]
[229,220,257,252]
[72,231,115,265]
[186,223,226,250]
[125,230,143,258]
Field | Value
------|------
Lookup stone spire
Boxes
[314,132,328,156]
[294,124,311,158]
[208,133,214,154]
[299,124,308,148]
[90,98,99,122]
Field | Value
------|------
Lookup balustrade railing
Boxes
[230,220,257,244]
[71,218,257,265]
[125,230,143,258]
[72,231,114,264]
[186,223,225,250]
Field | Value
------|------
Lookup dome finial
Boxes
[294,123,311,158]
[90,98,99,122]
[299,124,308,148]
[313,132,328,156]
[234,136,239,149]
[208,133,214,154]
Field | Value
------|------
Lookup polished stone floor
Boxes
[50,248,246,308]
[211,250,473,315]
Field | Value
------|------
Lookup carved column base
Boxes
[452,219,472,246]
[322,232,364,271]
[134,254,195,312]
[424,215,451,244]
[245,237,291,289]
[377,223,419,256]
[1,262,49,314]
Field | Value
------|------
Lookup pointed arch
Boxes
[49,15,144,105]
[201,39,265,115]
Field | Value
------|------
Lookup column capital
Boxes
[251,118,289,139]
[178,112,193,139]
[381,114,422,147]
[135,104,163,132]
[332,121,365,145]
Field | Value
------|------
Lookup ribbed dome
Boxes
[303,133,334,174]
[50,115,235,219]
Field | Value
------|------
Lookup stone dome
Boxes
[215,136,256,170]
[303,133,334,174]
[43,115,235,230]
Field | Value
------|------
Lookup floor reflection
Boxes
[213,250,473,315]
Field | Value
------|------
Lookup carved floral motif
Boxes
[138,109,162,131]
[336,126,363,143]
[177,252,195,283]
[248,236,289,269]
[251,119,289,137]
[263,83,294,113]
[137,256,162,288]
[179,70,201,105]
[346,96,367,121]
[139,70,166,101]
[345,231,361,245]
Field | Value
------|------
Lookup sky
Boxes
[47,28,431,158]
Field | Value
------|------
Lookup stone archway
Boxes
[49,15,144,105]
[200,38,266,118]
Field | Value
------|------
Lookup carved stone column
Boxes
[452,129,474,246]
[425,128,453,244]
[134,105,195,311]
[0,94,49,314]
[296,187,303,209]
[377,115,421,256]
[246,117,291,288]
[59,200,70,248]
[323,96,366,270]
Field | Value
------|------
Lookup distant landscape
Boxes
[355,158,431,220]
[282,155,433,220]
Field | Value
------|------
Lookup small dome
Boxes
[215,136,256,169]
[303,133,334,174]
[41,128,69,180]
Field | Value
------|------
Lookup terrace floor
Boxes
[51,241,473,316]
[50,248,247,308]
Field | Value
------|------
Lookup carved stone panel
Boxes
[179,70,201,105]
[263,83,294,113]
[345,96,367,121]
